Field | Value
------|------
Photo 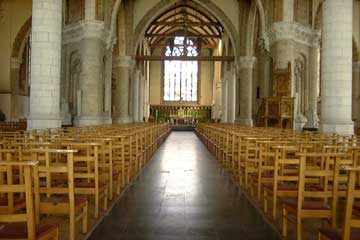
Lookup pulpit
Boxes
[255,63,295,129]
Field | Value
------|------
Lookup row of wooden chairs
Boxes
[0,123,170,240]
[195,123,360,240]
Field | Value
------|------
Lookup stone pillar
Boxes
[236,57,256,126]
[132,69,140,122]
[226,67,236,123]
[221,76,228,123]
[85,0,96,20]
[353,62,360,127]
[138,74,145,122]
[74,31,110,126]
[319,0,354,134]
[113,56,133,123]
[257,53,272,98]
[28,0,62,129]
[304,47,320,129]
[10,58,22,120]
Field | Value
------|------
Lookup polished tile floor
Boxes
[89,132,281,240]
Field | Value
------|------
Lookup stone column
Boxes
[132,69,140,122]
[85,0,96,20]
[319,0,354,134]
[304,47,320,129]
[73,28,110,126]
[28,0,62,129]
[257,52,272,98]
[221,76,228,123]
[353,62,360,127]
[236,57,256,126]
[226,67,236,123]
[113,56,133,123]
[138,74,145,122]
[10,58,22,120]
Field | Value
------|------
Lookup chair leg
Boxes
[54,227,59,240]
[82,203,88,234]
[273,194,277,220]
[282,207,288,237]
[264,190,268,213]
[95,193,99,218]
[296,217,302,240]
[104,188,108,210]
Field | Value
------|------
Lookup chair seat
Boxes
[42,196,87,206]
[0,197,25,206]
[0,222,58,239]
[250,173,273,182]
[313,184,349,191]
[263,183,297,191]
[319,228,360,240]
[74,181,107,189]
[283,199,330,210]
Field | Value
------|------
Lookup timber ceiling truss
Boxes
[137,0,234,62]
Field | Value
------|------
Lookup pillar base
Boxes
[112,116,132,124]
[319,122,354,135]
[27,116,62,130]
[235,118,253,127]
[304,110,319,129]
[73,116,112,126]
[295,113,307,130]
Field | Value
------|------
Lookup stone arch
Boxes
[245,0,267,57]
[111,0,240,59]
[11,16,31,59]
[313,1,323,30]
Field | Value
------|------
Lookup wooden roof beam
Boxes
[145,33,221,38]
[151,21,221,27]
[136,55,234,62]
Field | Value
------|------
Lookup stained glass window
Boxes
[163,37,198,102]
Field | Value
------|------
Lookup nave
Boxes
[89,132,280,240]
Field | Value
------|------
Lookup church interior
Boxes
[0,0,360,239]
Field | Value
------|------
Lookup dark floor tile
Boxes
[90,132,280,240]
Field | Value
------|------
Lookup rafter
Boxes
[151,21,221,28]
[136,55,234,62]
[145,33,221,38]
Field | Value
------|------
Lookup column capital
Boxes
[63,20,108,45]
[267,22,321,48]
[113,56,136,68]
[238,56,256,69]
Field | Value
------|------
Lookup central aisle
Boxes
[90,132,280,240]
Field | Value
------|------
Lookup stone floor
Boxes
[89,132,281,240]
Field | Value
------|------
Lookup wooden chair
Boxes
[282,152,350,239]
[0,161,59,240]
[263,145,300,219]
[63,142,108,218]
[0,149,26,214]
[318,165,360,240]
[32,149,88,240]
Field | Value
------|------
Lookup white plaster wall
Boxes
[0,0,31,91]
[0,94,11,120]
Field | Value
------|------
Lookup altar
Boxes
[149,105,211,126]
